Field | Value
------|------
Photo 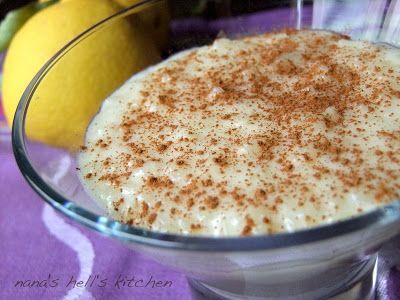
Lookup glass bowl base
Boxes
[188,255,377,300]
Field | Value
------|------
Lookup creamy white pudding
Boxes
[78,29,400,236]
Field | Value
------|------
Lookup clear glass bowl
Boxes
[12,0,400,299]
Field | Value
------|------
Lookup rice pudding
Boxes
[78,29,400,236]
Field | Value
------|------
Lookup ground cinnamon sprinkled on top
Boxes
[79,29,400,236]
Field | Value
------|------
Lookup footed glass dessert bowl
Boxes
[12,0,400,299]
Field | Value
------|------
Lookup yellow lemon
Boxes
[2,0,159,150]
[114,0,170,49]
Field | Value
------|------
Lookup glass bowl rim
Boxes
[11,0,400,252]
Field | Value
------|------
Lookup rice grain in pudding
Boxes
[78,29,400,236]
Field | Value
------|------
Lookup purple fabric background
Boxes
[1,7,400,300]
[0,138,190,300]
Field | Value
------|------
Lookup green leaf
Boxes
[192,0,209,15]
[0,0,59,52]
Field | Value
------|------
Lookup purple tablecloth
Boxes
[1,7,400,300]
